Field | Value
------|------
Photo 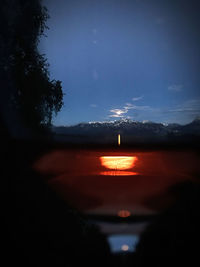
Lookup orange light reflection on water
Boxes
[100,171,138,176]
[100,156,138,170]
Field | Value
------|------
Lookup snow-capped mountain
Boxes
[51,118,200,144]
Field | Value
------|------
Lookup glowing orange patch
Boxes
[100,156,137,170]
[100,171,138,176]
[118,210,131,218]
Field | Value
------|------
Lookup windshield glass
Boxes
[1,1,200,266]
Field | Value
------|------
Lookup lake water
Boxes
[34,149,200,216]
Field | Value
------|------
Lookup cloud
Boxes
[159,99,200,124]
[107,95,163,121]
[109,108,128,118]
[109,114,125,118]
[169,99,200,113]
[107,99,200,124]
[124,103,134,110]
[90,104,98,108]
[108,104,155,118]
[108,94,154,119]
[124,103,154,112]
[168,84,183,92]
[132,95,144,101]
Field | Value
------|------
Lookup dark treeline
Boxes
[0,0,63,135]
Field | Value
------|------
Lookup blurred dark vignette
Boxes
[0,1,200,266]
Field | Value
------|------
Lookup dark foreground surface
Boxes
[1,136,200,266]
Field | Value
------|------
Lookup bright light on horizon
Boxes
[118,134,121,146]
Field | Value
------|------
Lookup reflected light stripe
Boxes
[118,134,121,146]
[100,171,138,176]
[100,156,137,170]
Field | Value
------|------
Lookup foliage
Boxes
[1,0,63,132]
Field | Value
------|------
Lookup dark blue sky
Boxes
[40,0,200,126]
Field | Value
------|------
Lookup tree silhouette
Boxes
[1,0,63,133]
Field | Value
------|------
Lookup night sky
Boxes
[39,0,200,126]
